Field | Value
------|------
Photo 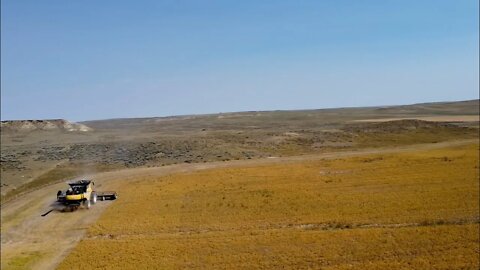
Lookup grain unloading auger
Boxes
[56,179,117,211]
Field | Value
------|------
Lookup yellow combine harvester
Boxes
[57,179,117,211]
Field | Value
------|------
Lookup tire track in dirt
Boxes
[1,139,477,270]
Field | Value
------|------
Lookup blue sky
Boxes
[1,0,478,121]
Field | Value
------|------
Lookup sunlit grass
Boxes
[2,251,44,270]
[58,143,479,269]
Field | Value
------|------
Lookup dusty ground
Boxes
[1,139,477,270]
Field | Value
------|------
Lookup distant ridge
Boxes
[84,99,479,123]
[0,119,93,133]
[80,99,479,130]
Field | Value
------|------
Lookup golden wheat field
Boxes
[57,143,479,269]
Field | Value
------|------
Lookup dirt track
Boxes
[1,139,477,270]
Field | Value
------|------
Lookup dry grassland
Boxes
[354,115,480,123]
[58,143,479,269]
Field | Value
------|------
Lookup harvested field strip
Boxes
[62,224,479,269]
[58,143,479,269]
[86,218,480,240]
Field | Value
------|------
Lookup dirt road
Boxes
[1,139,477,270]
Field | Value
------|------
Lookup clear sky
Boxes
[1,0,478,121]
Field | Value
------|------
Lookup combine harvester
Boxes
[56,179,117,211]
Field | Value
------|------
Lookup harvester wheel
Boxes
[84,199,91,209]
[91,192,97,204]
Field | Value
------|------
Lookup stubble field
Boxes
[57,143,479,269]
